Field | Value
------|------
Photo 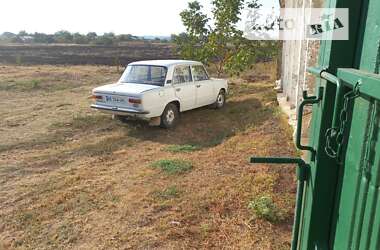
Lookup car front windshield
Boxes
[120,65,167,86]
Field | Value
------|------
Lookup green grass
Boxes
[248,195,284,223]
[151,159,193,175]
[164,144,200,153]
[0,79,41,91]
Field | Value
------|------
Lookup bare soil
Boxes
[0,42,177,66]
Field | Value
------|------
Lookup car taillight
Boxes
[128,98,141,104]
[92,95,103,100]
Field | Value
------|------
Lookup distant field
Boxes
[0,42,178,66]
[0,62,297,249]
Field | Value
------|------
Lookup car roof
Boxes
[128,60,203,67]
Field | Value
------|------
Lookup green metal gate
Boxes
[252,0,380,249]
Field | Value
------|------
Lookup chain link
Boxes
[325,82,361,163]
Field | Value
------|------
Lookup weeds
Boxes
[248,195,284,223]
[0,79,41,91]
[164,144,200,153]
[31,79,40,88]
[151,159,193,175]
[152,186,180,200]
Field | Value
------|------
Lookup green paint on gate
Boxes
[251,0,380,249]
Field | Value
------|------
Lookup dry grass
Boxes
[0,62,296,249]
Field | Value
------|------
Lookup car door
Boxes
[172,65,196,111]
[192,65,215,107]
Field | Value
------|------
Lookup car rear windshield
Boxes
[120,65,167,86]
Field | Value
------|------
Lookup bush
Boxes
[151,159,193,175]
[248,195,284,223]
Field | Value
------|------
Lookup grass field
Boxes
[0,62,297,249]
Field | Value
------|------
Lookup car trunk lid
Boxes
[93,82,159,109]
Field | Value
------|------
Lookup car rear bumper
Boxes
[91,104,149,116]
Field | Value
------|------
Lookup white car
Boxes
[91,60,228,128]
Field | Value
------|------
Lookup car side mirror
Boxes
[166,80,172,84]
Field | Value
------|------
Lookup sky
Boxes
[0,0,279,36]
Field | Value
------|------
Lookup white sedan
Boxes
[91,60,228,128]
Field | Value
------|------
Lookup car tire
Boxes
[160,103,179,129]
[213,90,226,109]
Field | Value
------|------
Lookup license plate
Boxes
[105,95,126,103]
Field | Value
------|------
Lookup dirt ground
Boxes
[0,63,297,249]
[0,43,176,66]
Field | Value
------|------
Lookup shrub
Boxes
[248,195,284,223]
[151,159,193,175]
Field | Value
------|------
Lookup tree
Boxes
[73,33,89,44]
[207,0,257,76]
[54,30,73,43]
[93,33,115,45]
[175,0,274,76]
[18,30,28,36]
[1,32,16,39]
[117,34,135,42]
[174,2,211,64]
[86,32,98,43]
[33,32,54,43]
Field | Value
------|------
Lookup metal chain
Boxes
[325,82,361,163]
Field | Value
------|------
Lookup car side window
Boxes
[173,66,192,84]
[150,66,167,83]
[192,65,209,81]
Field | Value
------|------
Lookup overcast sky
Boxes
[0,0,278,36]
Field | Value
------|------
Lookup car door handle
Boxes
[175,88,181,92]
[196,84,201,88]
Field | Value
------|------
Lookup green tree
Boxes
[94,33,115,45]
[54,30,73,43]
[0,32,14,44]
[86,32,98,43]
[207,0,254,76]
[175,0,276,76]
[117,34,135,42]
[18,30,28,36]
[33,32,54,43]
[72,33,89,44]
[174,1,211,64]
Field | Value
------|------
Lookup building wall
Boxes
[280,0,323,113]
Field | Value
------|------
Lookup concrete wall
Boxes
[276,0,324,141]
[280,0,323,113]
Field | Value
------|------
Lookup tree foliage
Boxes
[174,0,278,76]
[0,31,168,45]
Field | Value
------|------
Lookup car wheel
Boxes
[160,103,179,129]
[214,90,226,109]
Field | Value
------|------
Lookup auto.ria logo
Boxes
[242,8,349,41]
